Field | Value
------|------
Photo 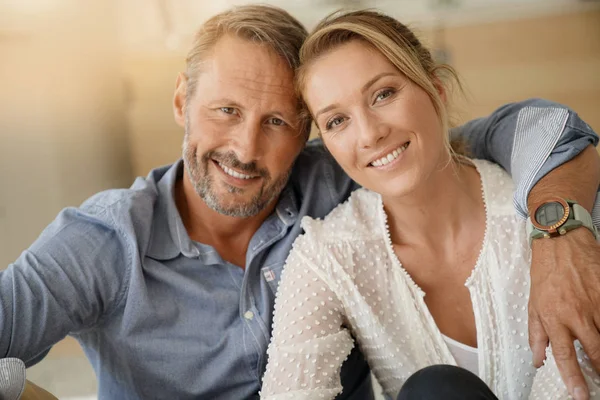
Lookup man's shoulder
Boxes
[292,138,337,175]
[81,182,155,220]
[71,163,175,240]
[28,164,178,266]
[81,169,164,220]
[289,138,356,211]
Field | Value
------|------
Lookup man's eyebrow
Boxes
[208,98,243,108]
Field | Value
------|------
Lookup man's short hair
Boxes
[185,5,308,96]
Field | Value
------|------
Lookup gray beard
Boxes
[182,119,290,218]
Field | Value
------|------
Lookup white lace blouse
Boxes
[260,159,600,400]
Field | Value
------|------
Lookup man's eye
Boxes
[325,116,345,130]
[267,117,286,126]
[220,107,236,115]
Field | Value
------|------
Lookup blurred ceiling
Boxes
[1,0,598,51]
[117,0,599,52]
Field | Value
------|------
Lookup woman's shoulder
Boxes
[299,188,383,245]
[471,159,519,218]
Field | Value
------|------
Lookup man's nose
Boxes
[232,121,264,164]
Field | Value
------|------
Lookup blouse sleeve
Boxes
[529,344,600,399]
[260,233,355,400]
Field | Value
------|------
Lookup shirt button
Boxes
[244,310,254,320]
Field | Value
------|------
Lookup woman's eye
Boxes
[375,89,394,102]
[220,107,236,115]
[325,116,345,130]
[267,117,286,126]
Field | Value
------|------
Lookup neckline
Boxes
[441,333,479,353]
[378,158,491,293]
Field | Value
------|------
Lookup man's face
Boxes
[175,34,305,218]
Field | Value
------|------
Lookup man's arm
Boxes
[527,145,600,400]
[453,98,598,217]
[0,206,129,365]
[455,98,600,400]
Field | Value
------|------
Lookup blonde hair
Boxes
[297,10,466,155]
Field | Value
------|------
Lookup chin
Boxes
[374,175,421,199]
[217,187,256,201]
[206,195,262,218]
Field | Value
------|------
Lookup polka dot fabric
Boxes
[260,159,600,400]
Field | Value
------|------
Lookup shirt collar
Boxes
[274,185,298,227]
[146,160,300,261]
[147,160,200,260]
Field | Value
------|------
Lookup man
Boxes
[1,5,599,400]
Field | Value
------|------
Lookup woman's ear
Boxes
[173,72,188,128]
[433,77,447,104]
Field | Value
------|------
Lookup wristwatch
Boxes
[526,197,599,245]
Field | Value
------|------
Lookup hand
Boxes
[528,227,600,400]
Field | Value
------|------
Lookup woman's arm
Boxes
[260,235,355,400]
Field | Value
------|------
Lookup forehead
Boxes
[194,34,297,108]
[304,41,398,110]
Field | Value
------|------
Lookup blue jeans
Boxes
[397,365,498,400]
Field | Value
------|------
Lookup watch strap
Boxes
[526,216,535,241]
[572,202,599,240]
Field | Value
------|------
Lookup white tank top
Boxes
[442,334,479,377]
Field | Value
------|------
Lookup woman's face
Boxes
[303,39,449,199]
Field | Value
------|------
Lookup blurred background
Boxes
[0,0,599,398]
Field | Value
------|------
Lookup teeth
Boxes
[371,143,409,167]
[218,162,254,179]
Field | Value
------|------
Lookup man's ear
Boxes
[173,72,188,128]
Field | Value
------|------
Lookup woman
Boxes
[260,10,600,400]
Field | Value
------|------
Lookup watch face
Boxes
[535,201,566,227]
